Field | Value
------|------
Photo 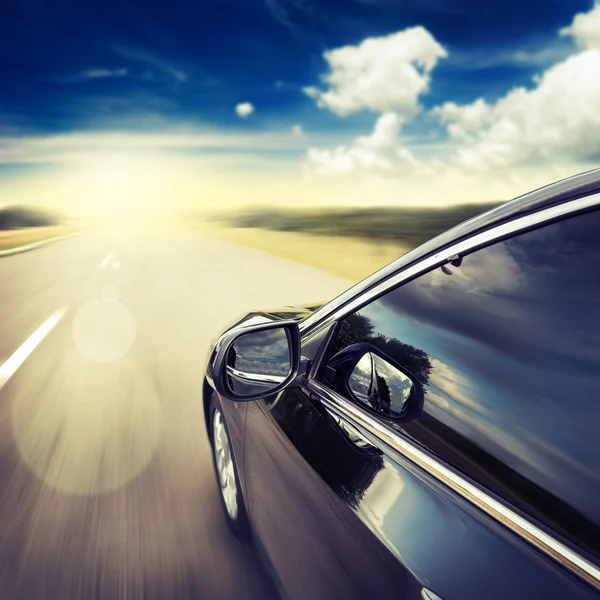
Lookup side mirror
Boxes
[210,320,302,401]
[327,342,423,421]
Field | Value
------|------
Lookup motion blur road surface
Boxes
[0,224,351,600]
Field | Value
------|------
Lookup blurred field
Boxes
[219,203,501,247]
[199,224,410,281]
[203,203,502,280]
[0,226,80,251]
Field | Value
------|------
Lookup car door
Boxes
[243,202,600,600]
[243,353,424,599]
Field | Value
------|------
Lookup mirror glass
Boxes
[348,352,413,418]
[226,327,292,396]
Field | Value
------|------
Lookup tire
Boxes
[209,393,251,540]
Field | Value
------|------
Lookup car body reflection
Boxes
[331,210,600,559]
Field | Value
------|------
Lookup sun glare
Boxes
[74,153,170,218]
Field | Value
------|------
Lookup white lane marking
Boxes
[99,253,114,269]
[0,307,67,390]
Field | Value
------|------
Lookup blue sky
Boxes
[0,0,585,132]
[0,0,598,216]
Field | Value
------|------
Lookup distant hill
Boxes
[0,206,61,229]
[218,203,504,248]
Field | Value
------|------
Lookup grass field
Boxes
[200,224,411,282]
[219,203,500,247]
[0,225,80,252]
[205,203,500,281]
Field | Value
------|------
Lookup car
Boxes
[203,169,600,600]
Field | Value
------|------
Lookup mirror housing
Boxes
[209,320,302,402]
[326,342,424,421]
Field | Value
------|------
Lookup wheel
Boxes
[209,394,250,540]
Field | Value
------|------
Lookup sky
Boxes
[1,0,599,217]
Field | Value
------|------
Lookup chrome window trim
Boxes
[307,381,600,590]
[299,193,600,335]
[302,193,600,589]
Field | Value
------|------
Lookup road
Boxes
[0,224,351,600]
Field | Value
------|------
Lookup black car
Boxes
[204,169,600,600]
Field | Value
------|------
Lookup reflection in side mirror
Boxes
[227,328,292,397]
[326,342,423,421]
[348,352,413,418]
[209,319,302,402]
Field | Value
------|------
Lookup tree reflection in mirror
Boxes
[227,328,292,397]
[348,352,413,417]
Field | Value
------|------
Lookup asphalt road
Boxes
[0,224,351,600]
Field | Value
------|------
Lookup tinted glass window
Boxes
[320,208,600,557]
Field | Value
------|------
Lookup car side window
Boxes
[318,207,600,559]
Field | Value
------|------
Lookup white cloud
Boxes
[235,102,254,118]
[302,4,600,187]
[292,124,304,136]
[434,48,600,171]
[303,86,320,100]
[306,112,423,175]
[304,27,447,117]
[0,129,309,165]
[447,44,573,71]
[428,358,483,416]
[433,98,491,142]
[114,47,187,82]
[560,1,600,50]
[429,3,600,172]
[81,68,128,79]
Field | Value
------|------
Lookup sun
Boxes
[73,152,167,218]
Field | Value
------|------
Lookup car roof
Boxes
[300,168,600,334]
